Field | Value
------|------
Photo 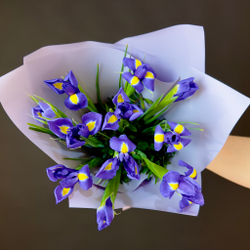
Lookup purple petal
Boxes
[178,178,196,196]
[112,87,130,106]
[167,138,191,153]
[46,165,68,182]
[66,125,86,148]
[78,165,93,190]
[134,65,147,79]
[64,92,88,111]
[123,155,140,180]
[160,171,181,198]
[54,185,74,204]
[102,112,120,131]
[81,112,102,135]
[64,70,78,88]
[142,77,154,92]
[129,105,143,121]
[95,158,120,180]
[188,190,204,205]
[110,135,136,153]
[123,58,142,71]
[179,196,192,211]
[178,160,197,179]
[44,79,66,94]
[31,105,46,124]
[122,72,144,93]
[168,122,192,136]
[47,118,74,139]
[96,197,114,231]
[60,172,79,188]
[154,125,165,151]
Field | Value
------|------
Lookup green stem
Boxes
[119,44,128,89]
[96,63,105,110]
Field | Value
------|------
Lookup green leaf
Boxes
[34,95,67,118]
[143,157,168,180]
[96,63,105,110]
[140,97,145,109]
[119,44,128,89]
[28,123,55,136]
[125,84,135,97]
[128,123,137,132]
[144,98,153,105]
[29,95,39,105]
[144,104,170,125]
[83,136,105,148]
[78,85,98,112]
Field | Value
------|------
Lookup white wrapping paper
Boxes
[0,25,249,216]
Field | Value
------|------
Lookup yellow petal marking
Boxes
[103,220,106,224]
[59,126,70,134]
[145,72,154,79]
[78,173,89,181]
[62,187,71,196]
[173,142,183,150]
[104,162,113,171]
[53,82,63,90]
[37,112,42,117]
[133,110,139,113]
[87,121,96,131]
[174,124,184,134]
[189,168,197,179]
[69,94,79,105]
[169,183,179,190]
[154,134,164,143]
[108,115,118,124]
[135,59,142,69]
[188,200,193,205]
[135,166,138,175]
[121,142,128,153]
[131,76,140,86]
[117,94,124,103]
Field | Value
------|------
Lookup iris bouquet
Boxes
[0,25,249,231]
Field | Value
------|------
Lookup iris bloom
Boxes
[110,135,140,180]
[154,122,191,152]
[47,164,93,204]
[122,58,156,93]
[48,112,102,148]
[31,102,56,123]
[173,77,199,102]
[44,71,88,110]
[95,157,120,180]
[160,160,204,211]
[96,197,114,231]
[102,110,121,131]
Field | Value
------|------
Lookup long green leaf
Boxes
[96,63,105,110]
[119,44,128,88]
[78,85,98,112]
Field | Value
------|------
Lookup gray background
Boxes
[0,1,249,249]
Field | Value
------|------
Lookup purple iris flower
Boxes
[109,135,140,180]
[44,71,88,111]
[46,164,93,204]
[122,58,156,93]
[31,102,56,124]
[112,87,130,106]
[95,157,120,180]
[160,160,204,211]
[102,109,121,131]
[96,197,114,231]
[48,118,74,139]
[66,124,86,148]
[81,112,102,136]
[154,122,191,152]
[173,77,199,102]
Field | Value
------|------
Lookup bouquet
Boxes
[0,25,249,231]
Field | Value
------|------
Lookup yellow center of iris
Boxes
[87,121,96,131]
[145,72,154,79]
[78,173,89,181]
[62,187,71,196]
[154,134,164,143]
[131,76,140,86]
[169,183,179,190]
[174,124,184,134]
[121,142,128,153]
[173,142,183,150]
[37,112,42,117]
[104,162,112,171]
[189,168,197,179]
[59,126,70,134]
[69,94,79,105]
[135,166,138,175]
[53,82,63,90]
[133,110,139,113]
[117,94,124,103]
[135,59,142,69]
[108,115,118,124]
